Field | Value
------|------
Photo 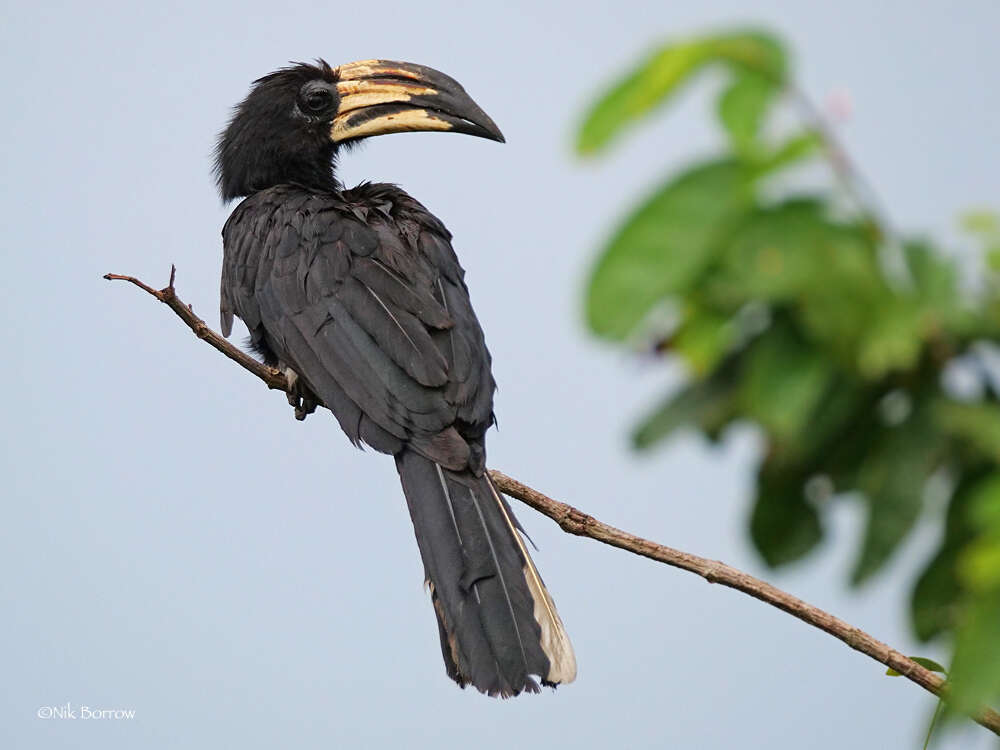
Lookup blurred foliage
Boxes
[577,28,1000,721]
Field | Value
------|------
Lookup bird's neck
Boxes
[219,138,340,200]
[275,156,340,194]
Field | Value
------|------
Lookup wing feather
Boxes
[352,257,453,330]
[337,276,449,388]
[220,184,495,468]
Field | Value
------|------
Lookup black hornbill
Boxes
[214,60,576,696]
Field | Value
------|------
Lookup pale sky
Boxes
[3,1,998,748]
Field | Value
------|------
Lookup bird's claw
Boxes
[294,399,318,421]
[284,368,319,421]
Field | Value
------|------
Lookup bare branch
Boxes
[105,268,1000,737]
[104,268,288,391]
[487,470,1000,735]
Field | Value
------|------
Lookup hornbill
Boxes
[214,59,576,696]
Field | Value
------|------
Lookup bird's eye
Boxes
[301,87,333,114]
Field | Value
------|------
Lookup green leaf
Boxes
[886,656,947,676]
[911,477,981,641]
[708,202,905,376]
[738,321,835,444]
[711,200,880,305]
[934,400,1000,462]
[987,247,1000,272]
[632,369,737,449]
[911,656,947,673]
[585,159,752,340]
[912,549,962,642]
[905,241,959,307]
[947,591,1000,717]
[750,466,823,566]
[751,131,824,176]
[967,475,1000,529]
[672,305,737,375]
[577,30,786,155]
[851,408,944,585]
[775,375,871,470]
[960,209,1000,237]
[718,69,781,156]
[855,296,925,378]
[902,240,975,338]
[946,474,1000,717]
[961,539,1000,592]
[806,240,968,378]
[957,475,1000,592]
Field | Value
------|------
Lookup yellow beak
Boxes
[330,59,504,144]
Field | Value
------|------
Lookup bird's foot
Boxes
[284,368,318,421]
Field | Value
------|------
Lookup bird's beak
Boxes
[331,59,505,144]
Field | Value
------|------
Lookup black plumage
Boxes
[215,60,575,696]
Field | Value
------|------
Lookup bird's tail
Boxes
[395,449,576,696]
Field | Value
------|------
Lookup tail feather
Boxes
[484,474,577,685]
[395,449,576,696]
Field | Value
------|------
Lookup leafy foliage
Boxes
[578,28,1000,720]
[577,30,786,155]
[585,160,752,340]
[949,475,1000,716]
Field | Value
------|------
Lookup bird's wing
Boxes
[220,185,495,470]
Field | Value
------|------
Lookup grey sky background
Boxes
[3,1,998,748]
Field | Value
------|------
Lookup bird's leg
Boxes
[283,367,318,421]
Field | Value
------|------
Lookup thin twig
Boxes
[103,268,287,391]
[923,698,944,750]
[104,268,1000,737]
[786,83,913,289]
[786,83,893,239]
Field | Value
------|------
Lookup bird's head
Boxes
[214,59,504,201]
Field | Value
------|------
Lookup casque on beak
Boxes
[330,59,505,144]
